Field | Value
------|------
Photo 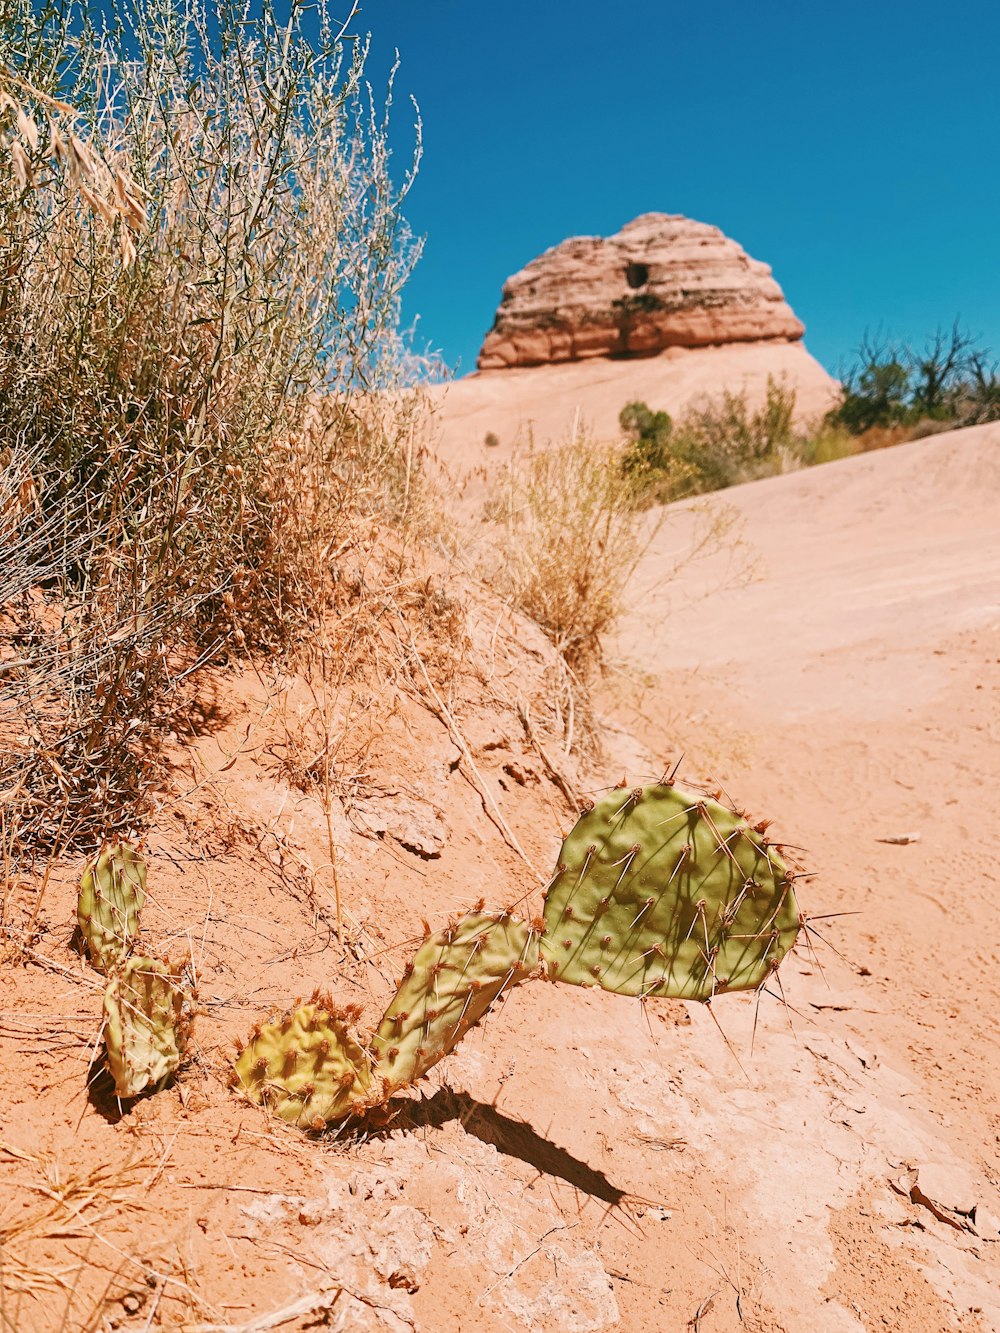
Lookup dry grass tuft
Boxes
[483,434,649,677]
[0,1140,156,1324]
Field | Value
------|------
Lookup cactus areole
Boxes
[78,841,147,974]
[103,956,188,1098]
[540,782,799,1000]
[233,999,373,1129]
[372,911,541,1090]
[231,779,805,1130]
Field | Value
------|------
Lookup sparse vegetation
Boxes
[232,780,804,1129]
[0,0,427,857]
[619,376,835,504]
[618,325,1000,510]
[829,323,1000,438]
[484,435,647,675]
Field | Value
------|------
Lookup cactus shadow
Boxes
[85,1051,176,1125]
[86,1053,127,1123]
[367,1087,632,1208]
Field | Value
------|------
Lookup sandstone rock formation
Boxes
[477,213,806,370]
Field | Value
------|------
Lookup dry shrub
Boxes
[484,436,648,676]
[0,0,430,858]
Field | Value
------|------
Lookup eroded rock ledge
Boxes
[478,213,805,370]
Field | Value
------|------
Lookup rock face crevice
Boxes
[477,213,805,371]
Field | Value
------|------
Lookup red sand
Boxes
[3,422,998,1330]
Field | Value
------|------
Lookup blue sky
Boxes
[365,0,1000,380]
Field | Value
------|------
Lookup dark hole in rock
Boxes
[625,261,649,289]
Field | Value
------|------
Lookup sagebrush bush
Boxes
[0,0,427,854]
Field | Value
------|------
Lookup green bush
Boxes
[620,377,803,504]
[829,325,1000,435]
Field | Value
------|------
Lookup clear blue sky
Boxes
[365,0,1000,380]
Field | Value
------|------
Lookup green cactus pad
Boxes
[372,911,540,1091]
[540,782,799,1001]
[78,841,147,974]
[103,956,189,1099]
[233,997,372,1129]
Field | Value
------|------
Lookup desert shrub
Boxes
[796,421,861,466]
[485,437,646,675]
[619,400,698,506]
[963,350,1000,423]
[833,336,915,434]
[621,378,804,503]
[675,375,799,488]
[829,324,1000,437]
[0,0,425,854]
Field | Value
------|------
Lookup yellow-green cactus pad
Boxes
[103,956,189,1098]
[78,841,146,974]
[540,782,799,1001]
[233,997,372,1129]
[372,911,540,1090]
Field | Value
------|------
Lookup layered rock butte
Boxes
[477,212,806,370]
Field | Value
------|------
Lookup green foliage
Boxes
[372,911,540,1090]
[833,336,915,433]
[829,325,1000,436]
[618,400,696,505]
[797,422,861,467]
[620,377,801,503]
[233,997,373,1129]
[77,842,147,975]
[103,956,190,1099]
[232,775,805,1131]
[540,782,799,1000]
[619,401,674,472]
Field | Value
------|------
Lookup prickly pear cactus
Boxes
[78,841,146,974]
[541,782,800,1001]
[103,956,189,1099]
[372,910,540,1090]
[233,996,373,1130]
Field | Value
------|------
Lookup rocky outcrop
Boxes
[477,213,806,371]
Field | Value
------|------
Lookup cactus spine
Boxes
[540,781,800,1000]
[103,956,191,1098]
[232,996,373,1129]
[233,775,804,1130]
[372,911,541,1090]
[75,842,193,1101]
[78,841,147,974]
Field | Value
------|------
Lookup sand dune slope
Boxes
[4,425,998,1332]
[603,422,1000,1329]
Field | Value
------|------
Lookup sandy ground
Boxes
[432,340,837,464]
[602,422,1000,1329]
[3,414,999,1330]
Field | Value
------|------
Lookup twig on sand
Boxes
[688,1289,720,1330]
[389,599,537,874]
[185,1281,414,1332]
[478,1222,574,1303]
[517,700,582,809]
